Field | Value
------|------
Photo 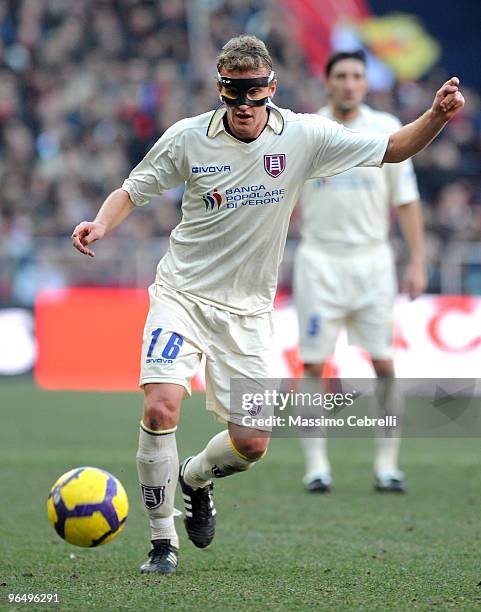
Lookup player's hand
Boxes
[71,221,106,257]
[401,261,427,300]
[431,77,465,122]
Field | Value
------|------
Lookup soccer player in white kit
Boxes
[71,36,464,574]
[295,50,426,494]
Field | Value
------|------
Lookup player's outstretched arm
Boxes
[71,188,135,257]
[383,77,465,163]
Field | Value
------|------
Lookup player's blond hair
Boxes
[217,35,273,73]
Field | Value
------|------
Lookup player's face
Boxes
[326,59,368,114]
[218,69,277,140]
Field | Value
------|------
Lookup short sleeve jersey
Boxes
[122,104,388,315]
[300,104,420,249]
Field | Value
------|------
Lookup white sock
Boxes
[150,516,178,544]
[300,437,331,483]
[373,377,404,476]
[299,371,331,483]
[374,437,401,476]
[183,430,261,489]
[136,422,179,549]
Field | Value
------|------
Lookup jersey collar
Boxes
[206,103,284,138]
[322,103,370,127]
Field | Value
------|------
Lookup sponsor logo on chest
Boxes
[201,184,286,212]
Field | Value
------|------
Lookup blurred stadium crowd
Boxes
[1,0,480,306]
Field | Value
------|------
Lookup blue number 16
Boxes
[147,328,184,359]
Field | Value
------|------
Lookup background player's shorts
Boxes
[140,283,274,429]
[293,242,397,362]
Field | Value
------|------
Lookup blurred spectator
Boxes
[0,0,480,305]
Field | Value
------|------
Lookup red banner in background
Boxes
[35,288,148,391]
[34,289,481,392]
[280,0,370,76]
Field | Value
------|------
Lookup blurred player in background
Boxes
[71,36,463,574]
[295,50,426,494]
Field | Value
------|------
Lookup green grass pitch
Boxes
[1,382,480,611]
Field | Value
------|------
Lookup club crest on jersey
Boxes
[203,188,223,211]
[264,154,286,178]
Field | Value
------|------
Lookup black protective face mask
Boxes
[217,71,275,107]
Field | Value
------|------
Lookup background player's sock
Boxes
[373,376,404,475]
[298,371,331,483]
[136,422,179,549]
[374,437,401,476]
[183,430,260,489]
[300,437,331,483]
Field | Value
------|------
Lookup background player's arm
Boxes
[383,77,464,163]
[71,189,135,257]
[396,201,426,300]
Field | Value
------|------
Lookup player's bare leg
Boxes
[137,382,183,574]
[371,358,405,493]
[180,421,269,548]
[299,363,332,493]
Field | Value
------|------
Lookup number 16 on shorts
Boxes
[145,328,184,365]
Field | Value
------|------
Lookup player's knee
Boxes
[231,436,269,461]
[143,392,180,431]
[372,359,394,378]
[304,363,324,378]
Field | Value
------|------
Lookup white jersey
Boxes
[300,104,419,249]
[122,104,388,315]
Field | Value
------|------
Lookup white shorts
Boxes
[293,242,396,362]
[140,283,274,428]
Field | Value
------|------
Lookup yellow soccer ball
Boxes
[47,467,128,547]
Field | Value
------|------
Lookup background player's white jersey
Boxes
[122,105,388,316]
[300,105,419,249]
